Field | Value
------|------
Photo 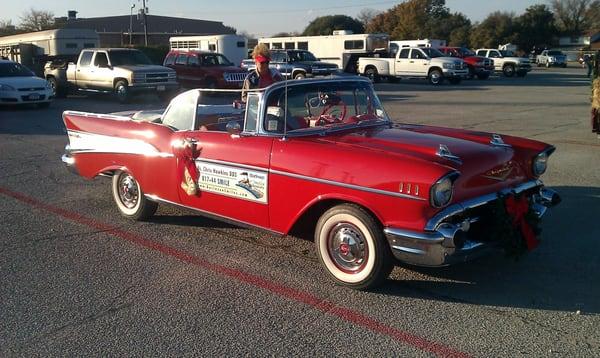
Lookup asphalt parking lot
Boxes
[1,66,599,357]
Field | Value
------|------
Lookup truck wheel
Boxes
[503,64,515,77]
[47,77,66,98]
[112,170,157,220]
[365,67,380,83]
[293,72,306,80]
[315,204,393,290]
[114,80,130,104]
[428,69,444,85]
[449,77,462,85]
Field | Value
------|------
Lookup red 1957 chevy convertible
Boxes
[62,77,560,289]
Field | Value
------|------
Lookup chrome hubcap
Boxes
[431,72,441,83]
[117,85,127,98]
[118,174,138,209]
[328,223,367,273]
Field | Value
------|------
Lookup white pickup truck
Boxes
[475,49,532,77]
[357,47,468,85]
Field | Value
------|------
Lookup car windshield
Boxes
[262,81,389,134]
[421,48,444,58]
[288,51,318,62]
[108,50,153,65]
[460,48,476,56]
[0,62,34,77]
[547,51,563,56]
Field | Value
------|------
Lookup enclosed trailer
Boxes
[259,31,389,73]
[169,34,248,66]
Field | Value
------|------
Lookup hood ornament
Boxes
[490,134,512,148]
[436,144,462,164]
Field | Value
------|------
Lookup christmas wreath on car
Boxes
[484,193,542,258]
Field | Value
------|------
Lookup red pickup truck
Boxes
[438,47,494,80]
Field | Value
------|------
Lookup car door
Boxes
[186,53,204,88]
[75,50,95,89]
[394,48,410,76]
[408,49,429,76]
[90,51,113,90]
[174,53,190,87]
[167,93,273,229]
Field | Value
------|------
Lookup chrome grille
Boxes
[224,72,247,82]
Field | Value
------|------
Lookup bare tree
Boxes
[19,8,55,32]
[0,20,17,36]
[550,0,591,34]
[356,8,381,26]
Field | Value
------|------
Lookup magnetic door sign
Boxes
[197,161,268,204]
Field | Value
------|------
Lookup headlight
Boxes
[0,84,15,91]
[430,173,458,208]
[443,63,455,69]
[549,57,555,62]
[532,152,549,177]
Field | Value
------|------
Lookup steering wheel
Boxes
[318,101,347,125]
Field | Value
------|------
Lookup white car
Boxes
[0,59,53,107]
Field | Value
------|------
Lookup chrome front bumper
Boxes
[384,181,561,267]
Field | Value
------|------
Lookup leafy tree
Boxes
[365,0,469,42]
[550,0,591,34]
[514,5,558,53]
[19,8,55,32]
[356,8,381,26]
[302,15,364,36]
[470,11,517,49]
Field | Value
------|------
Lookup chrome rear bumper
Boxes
[384,182,560,267]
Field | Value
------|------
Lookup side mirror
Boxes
[226,120,242,135]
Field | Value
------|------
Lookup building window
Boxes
[344,40,364,50]
[285,42,295,49]
[271,42,282,49]
[208,44,216,51]
[297,42,308,50]
[237,41,245,48]
[83,43,95,48]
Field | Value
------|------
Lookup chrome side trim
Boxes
[269,169,426,201]
[145,194,283,235]
[198,158,268,173]
[425,179,543,231]
[66,129,174,158]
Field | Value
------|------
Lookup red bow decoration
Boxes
[175,140,200,196]
[505,195,539,251]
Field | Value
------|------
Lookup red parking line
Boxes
[0,187,470,358]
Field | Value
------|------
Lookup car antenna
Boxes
[283,77,289,140]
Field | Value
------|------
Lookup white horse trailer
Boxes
[259,31,389,73]
[169,35,248,66]
[0,28,98,74]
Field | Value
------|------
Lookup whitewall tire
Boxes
[111,170,157,220]
[315,204,393,290]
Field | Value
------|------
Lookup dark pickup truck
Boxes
[242,49,338,79]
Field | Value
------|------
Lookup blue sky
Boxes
[2,0,544,37]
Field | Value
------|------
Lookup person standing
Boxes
[241,44,283,102]
[583,54,593,78]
